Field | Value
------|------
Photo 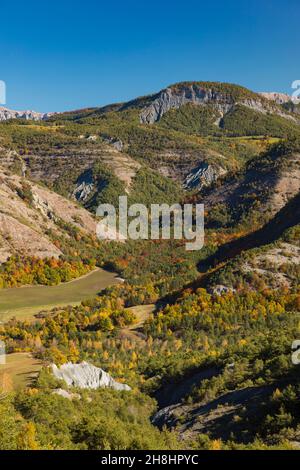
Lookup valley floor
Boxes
[0,268,120,322]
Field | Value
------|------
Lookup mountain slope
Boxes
[0,166,96,263]
[202,140,300,230]
[205,191,300,291]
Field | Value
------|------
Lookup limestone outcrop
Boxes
[51,362,131,391]
[184,162,226,189]
[139,84,289,124]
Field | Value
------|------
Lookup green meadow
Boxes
[0,268,120,322]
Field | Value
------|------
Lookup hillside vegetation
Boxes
[1,82,300,450]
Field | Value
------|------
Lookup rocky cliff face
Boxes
[72,169,95,202]
[183,162,226,190]
[139,83,287,124]
[0,106,55,121]
[51,362,131,391]
[259,92,300,105]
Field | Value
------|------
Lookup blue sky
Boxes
[1,0,299,111]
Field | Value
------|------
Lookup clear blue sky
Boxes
[1,0,299,112]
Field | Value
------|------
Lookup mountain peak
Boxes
[139,81,283,124]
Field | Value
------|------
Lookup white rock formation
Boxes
[208,285,236,296]
[51,362,131,391]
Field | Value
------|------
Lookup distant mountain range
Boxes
[0,106,55,121]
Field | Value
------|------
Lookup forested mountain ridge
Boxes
[1,81,299,199]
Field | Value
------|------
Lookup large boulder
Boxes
[51,362,131,391]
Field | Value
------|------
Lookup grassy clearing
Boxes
[0,353,42,390]
[126,304,155,329]
[119,304,155,343]
[0,268,120,322]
